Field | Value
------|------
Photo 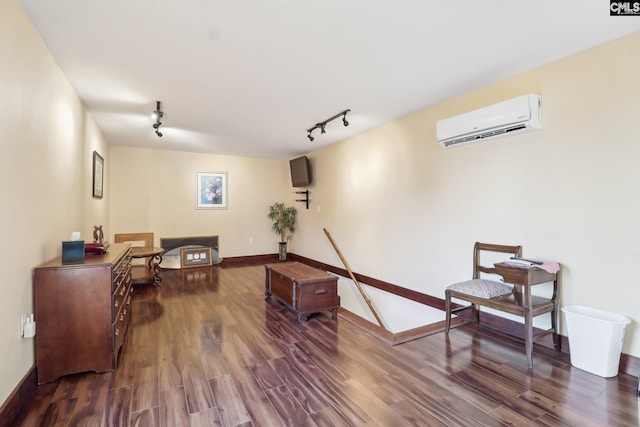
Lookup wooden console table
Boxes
[265,262,340,321]
[492,262,560,368]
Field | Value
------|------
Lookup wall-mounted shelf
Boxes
[295,190,310,209]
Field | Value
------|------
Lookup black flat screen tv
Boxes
[289,155,311,187]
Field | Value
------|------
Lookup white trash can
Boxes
[561,305,631,378]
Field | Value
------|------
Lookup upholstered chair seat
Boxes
[446,279,513,299]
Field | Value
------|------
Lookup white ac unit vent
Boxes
[436,94,542,148]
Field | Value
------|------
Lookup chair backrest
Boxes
[114,232,155,266]
[473,242,522,279]
[114,232,154,248]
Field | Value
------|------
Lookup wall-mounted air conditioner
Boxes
[436,93,542,148]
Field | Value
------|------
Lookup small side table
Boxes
[493,262,560,368]
[130,247,164,285]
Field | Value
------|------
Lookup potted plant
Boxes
[268,202,297,261]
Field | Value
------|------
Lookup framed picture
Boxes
[93,151,104,199]
[196,171,228,209]
[180,247,213,268]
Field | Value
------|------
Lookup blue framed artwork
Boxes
[196,171,228,209]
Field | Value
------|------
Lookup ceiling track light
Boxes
[152,100,164,137]
[306,108,350,142]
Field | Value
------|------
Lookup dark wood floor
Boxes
[13,264,640,426]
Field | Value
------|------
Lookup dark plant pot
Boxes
[278,242,288,261]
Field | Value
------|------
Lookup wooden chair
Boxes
[445,242,522,332]
[114,232,154,265]
[445,242,561,368]
[114,232,154,248]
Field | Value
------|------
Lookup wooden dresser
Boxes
[265,262,339,321]
[34,243,132,384]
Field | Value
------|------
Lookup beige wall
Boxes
[109,146,291,257]
[298,32,640,357]
[0,1,110,405]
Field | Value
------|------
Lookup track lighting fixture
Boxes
[306,109,350,142]
[152,101,163,137]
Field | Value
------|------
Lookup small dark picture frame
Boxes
[93,151,104,199]
[180,247,213,268]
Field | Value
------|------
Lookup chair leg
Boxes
[551,304,561,352]
[472,304,480,324]
[445,290,451,334]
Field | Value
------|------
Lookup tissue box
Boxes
[62,240,85,262]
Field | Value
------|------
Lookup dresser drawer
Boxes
[113,292,131,356]
[112,250,132,292]
[113,320,126,357]
[112,277,132,320]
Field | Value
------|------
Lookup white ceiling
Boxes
[17,1,640,159]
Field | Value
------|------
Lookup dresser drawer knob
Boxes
[314,288,327,295]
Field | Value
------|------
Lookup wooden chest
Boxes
[265,262,339,321]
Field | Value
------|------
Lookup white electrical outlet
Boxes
[20,314,28,336]
[21,314,36,338]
